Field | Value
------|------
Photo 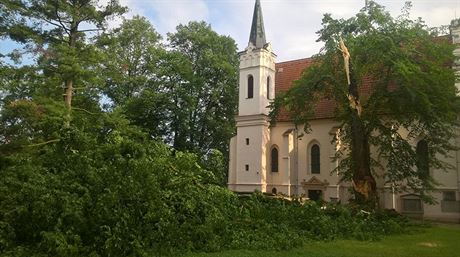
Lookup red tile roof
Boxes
[274,58,379,122]
[275,58,337,122]
[274,35,452,122]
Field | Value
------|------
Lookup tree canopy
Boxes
[270,1,460,205]
[0,1,429,255]
[98,20,239,160]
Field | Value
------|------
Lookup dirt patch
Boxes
[418,242,439,248]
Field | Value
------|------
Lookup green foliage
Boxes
[227,193,408,251]
[165,21,238,156]
[270,1,460,203]
[1,2,414,256]
[0,108,240,256]
[98,15,163,107]
[0,155,410,256]
[1,0,127,127]
[97,18,238,161]
[0,96,409,255]
[201,149,227,186]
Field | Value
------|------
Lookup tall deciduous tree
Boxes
[98,20,238,159]
[98,15,162,107]
[270,2,460,206]
[166,21,239,156]
[96,16,171,139]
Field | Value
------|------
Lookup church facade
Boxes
[228,0,460,222]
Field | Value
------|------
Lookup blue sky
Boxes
[2,0,459,62]
[117,0,460,61]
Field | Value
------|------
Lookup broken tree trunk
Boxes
[339,38,378,206]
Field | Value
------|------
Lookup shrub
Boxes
[0,115,410,256]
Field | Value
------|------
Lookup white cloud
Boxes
[107,0,459,61]
[96,0,140,29]
[142,0,209,35]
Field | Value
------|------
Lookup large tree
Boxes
[98,15,162,107]
[271,2,460,206]
[111,21,239,157]
[1,0,126,126]
[166,21,238,156]
[96,16,171,139]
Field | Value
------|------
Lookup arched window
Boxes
[271,147,279,173]
[266,76,271,99]
[416,140,429,178]
[272,188,277,195]
[311,144,320,174]
[247,75,254,99]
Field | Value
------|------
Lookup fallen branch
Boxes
[73,107,97,115]
[27,139,61,147]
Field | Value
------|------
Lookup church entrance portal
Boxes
[308,190,322,201]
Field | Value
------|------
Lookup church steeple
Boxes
[228,0,275,195]
[249,0,266,48]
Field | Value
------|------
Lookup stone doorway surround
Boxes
[301,176,329,200]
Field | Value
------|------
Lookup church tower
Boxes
[228,0,276,193]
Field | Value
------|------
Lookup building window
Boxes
[266,76,271,99]
[271,147,279,172]
[311,144,320,174]
[246,138,250,145]
[443,191,456,201]
[441,191,459,213]
[245,164,249,171]
[247,75,254,99]
[401,195,423,213]
[402,199,423,213]
[416,140,429,178]
[272,188,277,195]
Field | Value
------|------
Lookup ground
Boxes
[185,225,460,257]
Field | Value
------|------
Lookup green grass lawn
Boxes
[185,225,460,257]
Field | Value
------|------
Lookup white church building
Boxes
[227,0,460,222]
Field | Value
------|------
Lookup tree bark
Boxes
[63,24,77,127]
[348,63,378,206]
[64,79,73,126]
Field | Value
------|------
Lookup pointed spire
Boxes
[249,0,266,48]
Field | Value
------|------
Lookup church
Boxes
[227,0,460,222]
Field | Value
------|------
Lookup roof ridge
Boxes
[276,57,313,65]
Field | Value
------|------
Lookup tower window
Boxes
[245,164,249,171]
[271,147,279,172]
[267,76,271,99]
[246,138,250,145]
[247,75,254,99]
[311,144,320,174]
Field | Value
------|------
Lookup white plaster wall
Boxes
[234,118,270,192]
[297,120,341,195]
[229,24,460,220]
[266,122,295,194]
[238,48,276,116]
[422,191,459,222]
[266,119,342,197]
[227,136,237,190]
